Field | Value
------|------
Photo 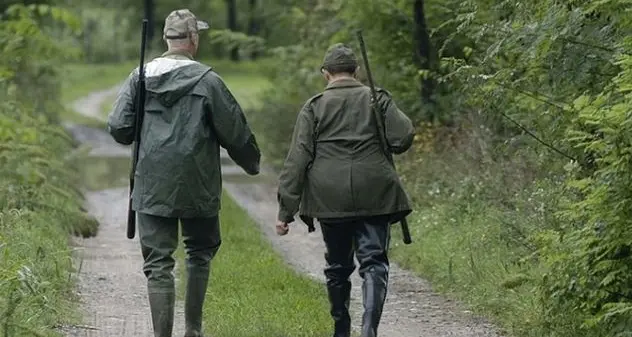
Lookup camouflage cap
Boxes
[163,9,209,39]
[322,43,358,70]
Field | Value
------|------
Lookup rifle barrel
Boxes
[127,19,149,240]
[356,29,413,245]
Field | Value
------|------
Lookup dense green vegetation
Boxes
[4,0,632,336]
[0,3,97,336]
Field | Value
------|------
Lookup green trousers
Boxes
[138,213,221,337]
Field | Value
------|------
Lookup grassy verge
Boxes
[176,194,332,337]
[0,108,97,336]
[385,129,565,337]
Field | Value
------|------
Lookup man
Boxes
[107,9,260,337]
[276,43,415,337]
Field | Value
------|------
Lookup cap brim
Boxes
[197,20,209,31]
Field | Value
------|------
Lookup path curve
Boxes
[64,85,505,337]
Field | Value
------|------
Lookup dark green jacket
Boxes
[277,78,414,224]
[107,51,260,218]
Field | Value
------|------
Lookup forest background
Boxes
[1,0,631,336]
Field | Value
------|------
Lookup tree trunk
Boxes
[248,0,259,59]
[413,0,436,119]
[226,0,239,61]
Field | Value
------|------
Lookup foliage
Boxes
[0,3,81,122]
[74,7,138,63]
[0,3,95,336]
[541,38,632,337]
[208,29,266,60]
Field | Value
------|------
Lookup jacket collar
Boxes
[325,78,364,90]
[161,49,195,60]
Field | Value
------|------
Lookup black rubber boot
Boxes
[360,267,388,337]
[148,290,175,337]
[184,266,210,337]
[327,280,352,337]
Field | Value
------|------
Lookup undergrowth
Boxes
[0,4,97,336]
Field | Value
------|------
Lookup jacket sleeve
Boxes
[206,74,261,175]
[277,102,315,223]
[378,90,415,154]
[107,69,138,145]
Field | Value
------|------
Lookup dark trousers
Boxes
[138,213,222,337]
[138,213,222,291]
[320,216,391,337]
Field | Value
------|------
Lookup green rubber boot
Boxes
[184,266,210,337]
[148,290,175,337]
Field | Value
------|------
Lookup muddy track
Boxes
[63,85,505,337]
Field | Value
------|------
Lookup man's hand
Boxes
[276,221,289,236]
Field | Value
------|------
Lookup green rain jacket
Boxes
[277,78,414,225]
[108,51,260,218]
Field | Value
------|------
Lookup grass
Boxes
[0,110,93,336]
[60,62,136,104]
[384,134,566,337]
[176,194,332,337]
[59,62,136,129]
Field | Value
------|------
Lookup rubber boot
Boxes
[148,290,175,337]
[184,266,210,337]
[327,281,352,337]
[360,267,388,337]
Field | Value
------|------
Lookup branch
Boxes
[489,102,577,162]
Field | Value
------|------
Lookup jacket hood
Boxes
[142,57,212,107]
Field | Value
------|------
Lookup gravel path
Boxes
[63,85,505,337]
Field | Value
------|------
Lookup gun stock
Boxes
[356,30,412,245]
[127,19,149,239]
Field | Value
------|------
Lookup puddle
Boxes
[78,153,276,192]
[222,170,277,185]
[80,156,131,191]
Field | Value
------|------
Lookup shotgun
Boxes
[356,30,413,245]
[127,19,149,239]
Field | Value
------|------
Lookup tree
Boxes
[247,0,260,59]
[413,0,436,121]
[225,0,239,61]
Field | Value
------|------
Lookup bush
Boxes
[0,4,97,335]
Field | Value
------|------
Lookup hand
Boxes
[276,221,289,236]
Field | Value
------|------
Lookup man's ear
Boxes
[353,66,361,79]
[192,33,199,47]
[322,68,331,81]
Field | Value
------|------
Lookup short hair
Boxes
[323,64,357,75]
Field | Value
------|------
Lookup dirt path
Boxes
[62,88,187,337]
[64,85,505,337]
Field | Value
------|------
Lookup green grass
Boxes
[384,143,567,337]
[60,62,136,104]
[176,194,332,337]
[0,111,93,336]
[59,62,136,129]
